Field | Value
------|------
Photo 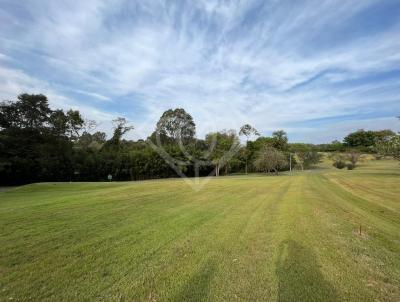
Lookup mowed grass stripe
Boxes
[299,174,380,301]
[0,160,399,301]
[89,179,291,301]
[306,173,400,300]
[327,174,400,213]
[270,174,342,301]
[1,178,289,301]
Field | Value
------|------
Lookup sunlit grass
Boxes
[0,160,399,301]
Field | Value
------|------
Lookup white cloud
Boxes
[0,0,399,142]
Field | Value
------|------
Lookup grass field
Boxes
[1,159,399,301]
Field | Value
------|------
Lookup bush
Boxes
[346,151,361,166]
[346,163,354,170]
[333,161,346,169]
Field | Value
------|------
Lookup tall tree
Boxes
[155,108,196,145]
[0,94,77,184]
[272,130,288,151]
[0,94,51,129]
[107,117,134,147]
[49,109,68,137]
[65,110,84,141]
[239,124,259,174]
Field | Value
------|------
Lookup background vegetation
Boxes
[1,94,399,185]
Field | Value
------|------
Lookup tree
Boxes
[290,144,322,170]
[272,130,288,151]
[251,136,275,150]
[205,130,240,176]
[76,131,107,150]
[344,129,395,150]
[155,108,195,145]
[65,110,84,141]
[254,146,287,175]
[373,118,400,161]
[239,124,259,174]
[82,119,98,133]
[0,94,76,184]
[49,109,68,137]
[92,131,107,144]
[49,109,84,141]
[347,151,361,167]
[375,135,400,161]
[108,117,134,146]
[329,140,345,152]
[0,94,51,130]
[16,94,52,129]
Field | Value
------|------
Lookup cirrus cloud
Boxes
[0,0,399,142]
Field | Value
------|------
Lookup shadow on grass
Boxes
[276,240,338,302]
[172,259,216,302]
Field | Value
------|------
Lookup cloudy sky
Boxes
[0,0,399,142]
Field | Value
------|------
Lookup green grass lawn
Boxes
[1,160,400,301]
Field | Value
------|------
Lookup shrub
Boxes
[346,163,354,170]
[333,161,346,169]
[346,151,361,166]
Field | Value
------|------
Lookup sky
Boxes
[0,0,399,143]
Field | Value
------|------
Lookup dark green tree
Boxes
[272,130,288,151]
[344,129,395,150]
[0,94,75,184]
[155,108,196,145]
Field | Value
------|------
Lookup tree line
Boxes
[0,94,398,185]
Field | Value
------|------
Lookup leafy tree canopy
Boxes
[155,108,196,145]
[254,146,287,175]
[344,129,395,148]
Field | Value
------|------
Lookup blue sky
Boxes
[0,0,399,142]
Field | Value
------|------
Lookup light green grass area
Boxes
[1,160,399,301]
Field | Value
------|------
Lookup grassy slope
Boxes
[0,160,399,301]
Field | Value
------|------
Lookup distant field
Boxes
[1,160,399,301]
